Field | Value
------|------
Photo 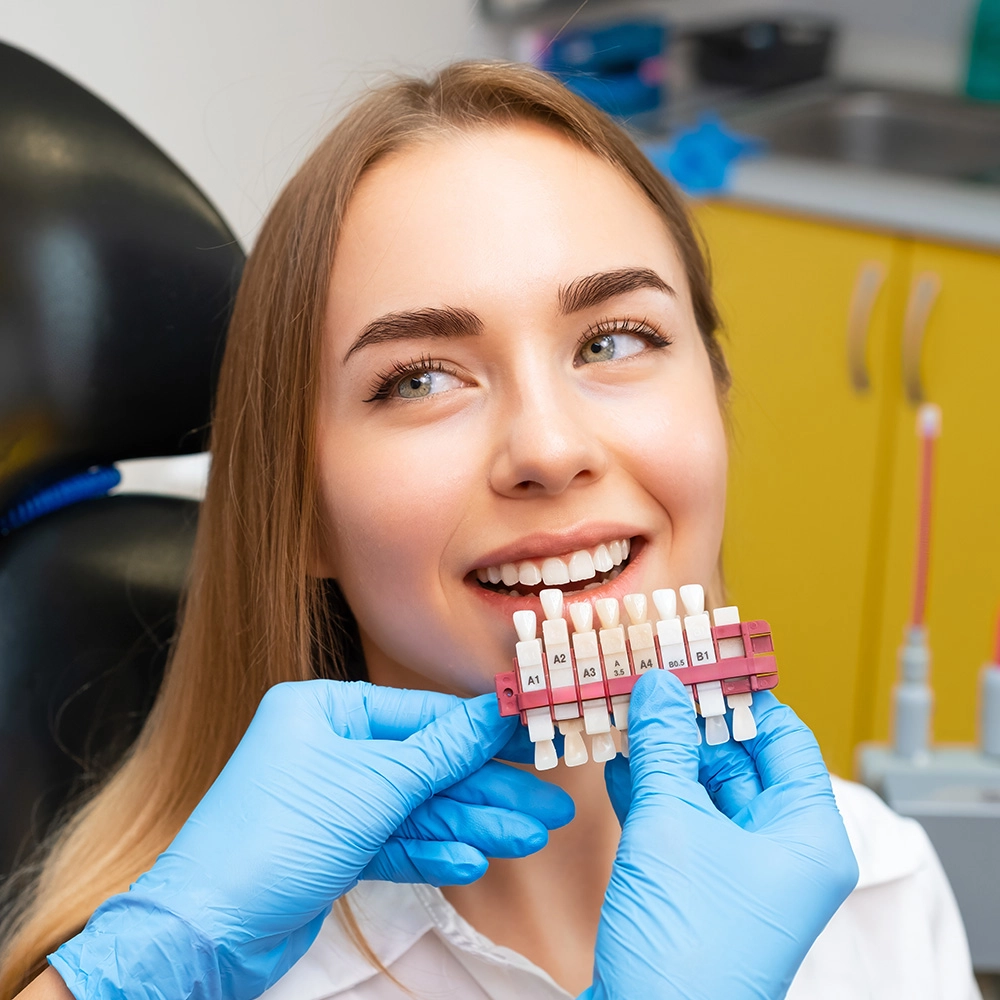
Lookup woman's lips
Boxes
[468,536,648,616]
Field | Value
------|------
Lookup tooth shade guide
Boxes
[713,605,757,741]
[496,591,779,769]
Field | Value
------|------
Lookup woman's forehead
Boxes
[326,124,688,336]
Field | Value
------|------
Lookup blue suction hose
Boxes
[0,466,121,535]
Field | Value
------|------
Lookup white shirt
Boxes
[263,778,981,1000]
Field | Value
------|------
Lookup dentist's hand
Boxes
[584,671,858,1000]
[50,680,573,1000]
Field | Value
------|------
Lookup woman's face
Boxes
[315,124,727,695]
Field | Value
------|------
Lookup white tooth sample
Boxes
[501,562,520,587]
[541,556,570,586]
[569,599,615,760]
[518,561,542,587]
[713,605,757,741]
[652,588,677,620]
[622,537,631,558]
[593,544,614,573]
[679,583,705,616]
[595,598,620,630]
[558,718,589,766]
[540,588,564,621]
[679,585,729,746]
[568,549,597,582]
[476,568,489,583]
[623,593,647,625]
[609,540,623,566]
[568,601,593,633]
[488,565,502,585]
[625,592,658,675]
[540,588,577,724]
[512,609,558,771]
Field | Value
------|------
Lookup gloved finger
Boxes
[440,760,575,830]
[604,755,632,827]
[362,838,488,885]
[740,693,832,791]
[698,737,763,819]
[397,694,520,799]
[360,682,465,740]
[626,670,703,794]
[394,796,550,858]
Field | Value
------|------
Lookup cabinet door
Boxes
[868,242,1000,746]
[695,202,900,775]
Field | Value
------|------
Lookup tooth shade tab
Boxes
[595,598,620,630]
[623,593,647,625]
[712,606,740,627]
[541,557,570,586]
[501,563,520,587]
[568,601,594,633]
[593,544,613,573]
[652,588,677,621]
[568,549,597,582]
[609,540,623,565]
[518,561,542,587]
[540,588,564,621]
[679,583,705,616]
[513,610,537,642]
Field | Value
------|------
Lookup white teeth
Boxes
[595,597,620,629]
[501,562,519,586]
[488,565,502,585]
[593,544,613,573]
[568,601,593,632]
[518,561,542,587]
[541,557,570,586]
[679,583,705,616]
[568,549,596,582]
[540,588,564,621]
[622,537,631,558]
[652,588,677,620]
[609,540,623,566]
[513,609,537,641]
[623,593,647,625]
[476,568,489,583]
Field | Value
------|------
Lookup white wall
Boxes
[1,0,503,249]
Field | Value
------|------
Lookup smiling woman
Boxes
[0,60,974,1000]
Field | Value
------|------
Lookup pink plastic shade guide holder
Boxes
[495,618,778,724]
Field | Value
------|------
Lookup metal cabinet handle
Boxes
[901,272,942,405]
[846,261,886,393]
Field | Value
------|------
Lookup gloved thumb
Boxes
[626,671,703,793]
[397,694,518,802]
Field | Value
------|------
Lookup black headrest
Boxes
[0,41,244,511]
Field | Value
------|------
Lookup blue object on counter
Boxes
[644,115,765,195]
[539,21,667,118]
[0,466,121,535]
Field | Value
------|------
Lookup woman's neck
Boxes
[441,754,621,996]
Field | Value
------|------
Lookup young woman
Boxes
[0,62,975,1000]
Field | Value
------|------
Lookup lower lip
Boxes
[467,538,648,617]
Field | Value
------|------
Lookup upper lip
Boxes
[469,522,645,571]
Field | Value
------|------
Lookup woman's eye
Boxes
[577,331,648,365]
[395,368,464,399]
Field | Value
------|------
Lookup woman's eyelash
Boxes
[576,316,673,352]
[363,354,455,403]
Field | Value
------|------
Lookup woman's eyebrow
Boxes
[343,306,483,361]
[559,267,675,314]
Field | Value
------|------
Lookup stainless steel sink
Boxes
[725,85,1000,186]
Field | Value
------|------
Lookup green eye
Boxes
[398,372,433,398]
[577,331,647,365]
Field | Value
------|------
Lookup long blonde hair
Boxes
[0,60,726,994]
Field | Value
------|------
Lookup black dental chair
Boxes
[0,42,244,881]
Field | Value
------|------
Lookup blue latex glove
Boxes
[50,680,574,1000]
[582,671,858,1000]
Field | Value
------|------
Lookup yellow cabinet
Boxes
[695,202,901,775]
[695,201,1000,776]
[867,244,1000,746]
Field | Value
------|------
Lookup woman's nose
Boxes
[488,380,609,498]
